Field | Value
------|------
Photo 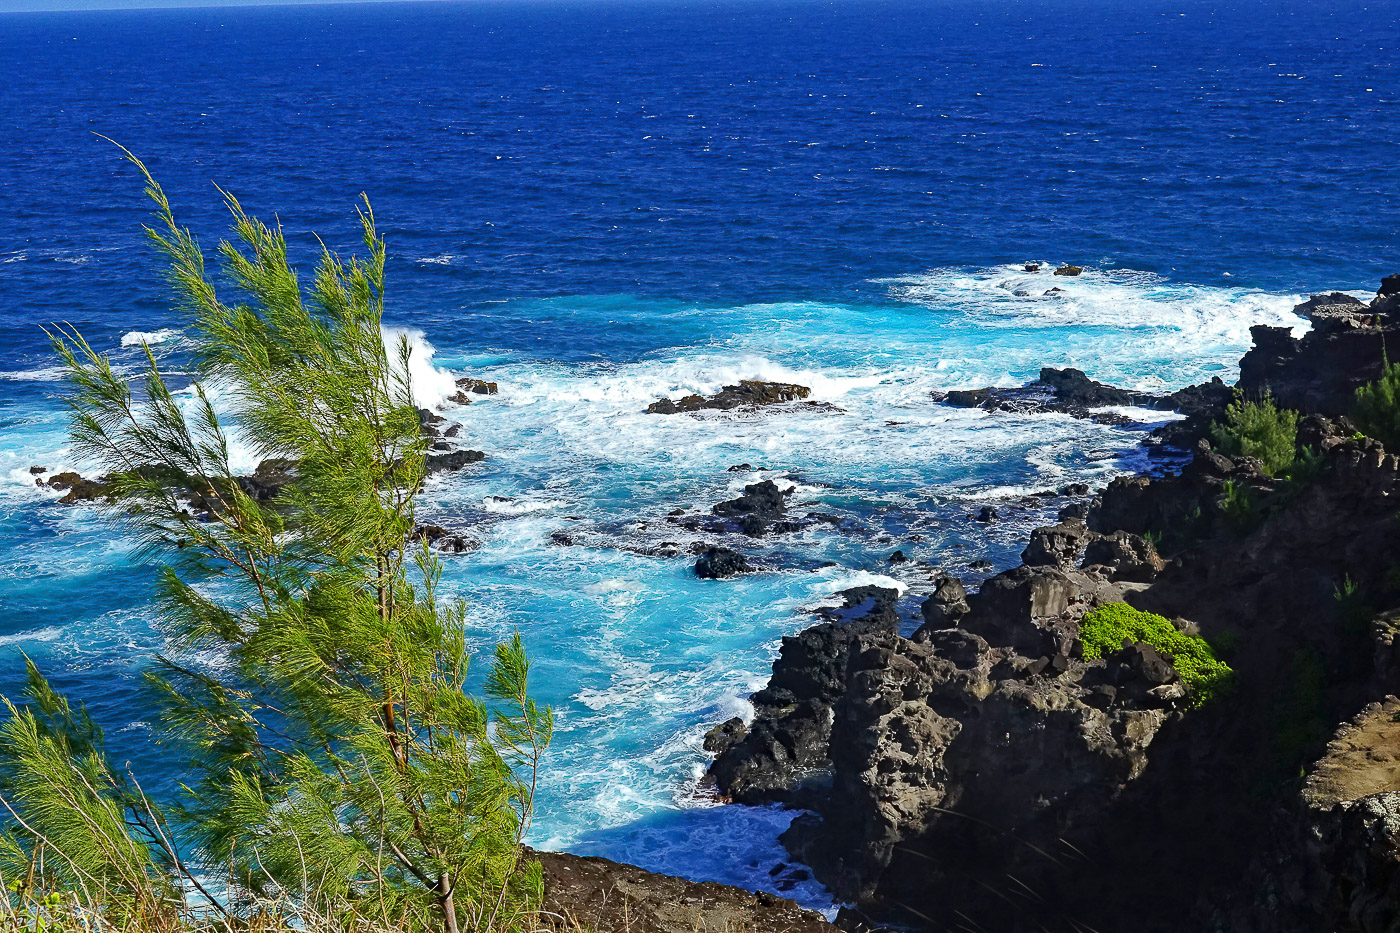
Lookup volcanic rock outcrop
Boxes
[1236,287,1399,415]
[703,275,1400,932]
[532,848,838,933]
[933,366,1232,426]
[648,380,813,414]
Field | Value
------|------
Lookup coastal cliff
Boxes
[703,275,1400,931]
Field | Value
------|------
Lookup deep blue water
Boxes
[0,0,1397,911]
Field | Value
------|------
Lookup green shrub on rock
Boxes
[1080,603,1234,708]
[1354,359,1400,450]
[1210,391,1299,476]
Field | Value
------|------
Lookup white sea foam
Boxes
[805,568,909,597]
[0,626,66,647]
[382,326,459,410]
[881,263,1306,349]
[120,328,181,347]
[479,495,563,515]
[0,365,71,382]
[582,578,646,596]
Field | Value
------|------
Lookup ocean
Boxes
[0,0,1396,910]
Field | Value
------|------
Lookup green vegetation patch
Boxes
[1210,391,1299,476]
[1354,359,1400,450]
[1081,603,1234,708]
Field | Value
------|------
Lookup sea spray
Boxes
[384,325,460,410]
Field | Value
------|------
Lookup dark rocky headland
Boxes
[700,275,1400,932]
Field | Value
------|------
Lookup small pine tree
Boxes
[0,149,551,933]
[1210,391,1299,476]
[1353,359,1400,450]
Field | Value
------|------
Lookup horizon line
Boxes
[0,0,722,15]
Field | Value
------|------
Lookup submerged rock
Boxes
[712,479,788,518]
[409,524,476,554]
[674,476,819,538]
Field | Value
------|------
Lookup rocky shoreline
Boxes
[693,274,1400,932]
[28,278,1400,932]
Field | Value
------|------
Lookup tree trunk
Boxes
[440,873,459,933]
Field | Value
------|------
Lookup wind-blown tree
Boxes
[0,150,551,933]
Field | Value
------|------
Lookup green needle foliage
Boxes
[1080,603,1234,709]
[0,149,552,933]
[1353,359,1400,450]
[1210,391,1299,476]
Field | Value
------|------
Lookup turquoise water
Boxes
[0,266,1315,908]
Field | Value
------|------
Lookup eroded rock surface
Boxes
[933,366,1230,428]
[532,849,837,933]
[701,275,1400,932]
[705,587,900,804]
[1237,283,1399,415]
[648,380,812,414]
[1208,698,1400,933]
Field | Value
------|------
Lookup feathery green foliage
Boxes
[1080,603,1234,709]
[1218,479,1258,531]
[0,149,551,933]
[1353,359,1400,450]
[1210,391,1299,476]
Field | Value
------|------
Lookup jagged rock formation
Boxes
[417,405,486,473]
[450,376,498,404]
[694,546,752,579]
[424,447,486,474]
[705,587,899,804]
[933,366,1231,426]
[648,380,813,414]
[703,275,1400,931]
[1237,286,1399,415]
